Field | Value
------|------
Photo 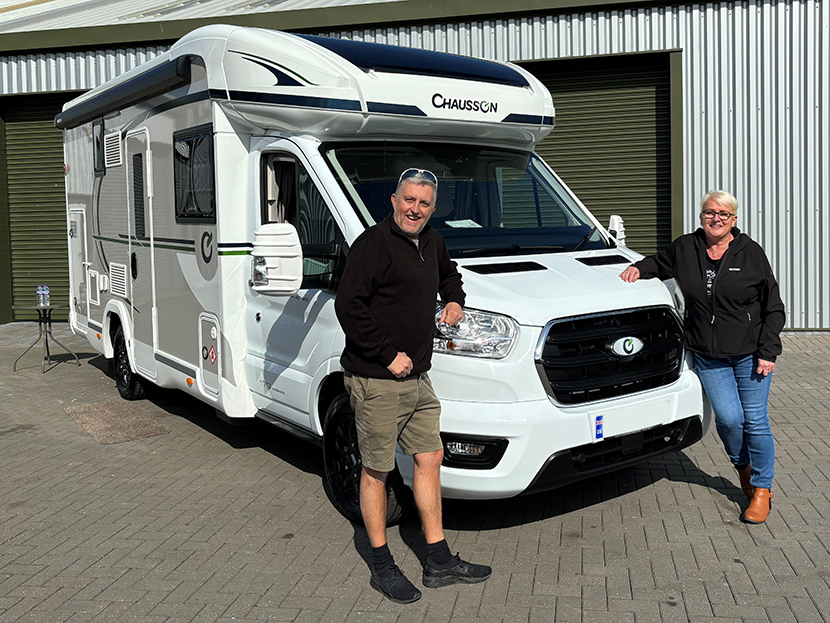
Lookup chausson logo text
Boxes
[432,94,499,114]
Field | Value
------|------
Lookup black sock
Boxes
[426,539,452,568]
[372,544,395,574]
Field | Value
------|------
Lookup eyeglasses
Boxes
[398,168,437,185]
[702,209,735,220]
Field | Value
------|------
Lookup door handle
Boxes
[131,252,138,279]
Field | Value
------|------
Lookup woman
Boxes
[620,190,785,523]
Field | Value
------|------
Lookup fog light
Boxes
[441,434,508,470]
[446,441,486,457]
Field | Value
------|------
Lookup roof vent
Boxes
[104,133,122,168]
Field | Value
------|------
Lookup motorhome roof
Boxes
[296,34,530,88]
[56,25,555,147]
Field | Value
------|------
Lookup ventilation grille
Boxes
[576,255,631,267]
[536,306,683,405]
[465,261,547,275]
[104,133,122,168]
[109,263,128,298]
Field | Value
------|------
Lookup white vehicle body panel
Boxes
[60,24,707,502]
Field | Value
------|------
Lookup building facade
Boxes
[0,0,827,327]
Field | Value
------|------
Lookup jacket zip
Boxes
[708,245,730,355]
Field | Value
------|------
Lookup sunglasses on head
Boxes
[398,168,438,185]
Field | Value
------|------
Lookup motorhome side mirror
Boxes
[608,215,626,246]
[251,223,303,296]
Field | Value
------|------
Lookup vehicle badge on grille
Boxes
[607,336,644,359]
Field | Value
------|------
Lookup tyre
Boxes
[112,325,149,400]
[321,392,414,526]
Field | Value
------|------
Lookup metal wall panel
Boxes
[0,47,169,96]
[4,94,73,320]
[326,0,830,329]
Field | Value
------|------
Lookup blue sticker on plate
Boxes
[595,415,603,440]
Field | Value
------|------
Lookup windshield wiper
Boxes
[572,226,598,252]
[457,244,566,258]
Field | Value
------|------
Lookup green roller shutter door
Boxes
[522,54,671,255]
[5,94,74,321]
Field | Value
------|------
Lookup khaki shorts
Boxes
[344,372,443,473]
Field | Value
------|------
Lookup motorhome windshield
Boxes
[322,142,609,258]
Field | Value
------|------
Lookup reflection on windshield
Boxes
[321,142,609,257]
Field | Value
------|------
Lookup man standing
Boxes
[335,168,491,604]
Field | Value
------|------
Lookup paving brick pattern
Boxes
[1,324,828,622]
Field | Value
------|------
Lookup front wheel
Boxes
[112,325,149,400]
[321,392,414,526]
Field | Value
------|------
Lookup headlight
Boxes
[663,278,686,322]
[433,304,518,359]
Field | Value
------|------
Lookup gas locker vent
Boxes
[109,263,128,298]
[104,133,122,167]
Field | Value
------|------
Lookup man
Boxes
[335,168,491,604]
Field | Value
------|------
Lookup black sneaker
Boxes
[423,553,492,588]
[370,564,422,604]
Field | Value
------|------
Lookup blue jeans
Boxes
[693,353,775,489]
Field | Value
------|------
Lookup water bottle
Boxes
[37,285,44,307]
[43,284,50,307]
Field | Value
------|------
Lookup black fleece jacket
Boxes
[632,227,785,361]
[335,215,465,379]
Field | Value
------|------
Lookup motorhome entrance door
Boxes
[68,210,88,331]
[126,129,157,379]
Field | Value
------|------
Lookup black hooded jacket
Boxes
[632,228,785,361]
[335,214,465,379]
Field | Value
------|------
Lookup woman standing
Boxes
[620,190,785,523]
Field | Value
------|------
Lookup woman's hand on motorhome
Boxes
[388,352,414,378]
[619,266,640,283]
[439,302,464,326]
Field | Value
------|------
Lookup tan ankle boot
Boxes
[737,465,754,499]
[741,488,773,524]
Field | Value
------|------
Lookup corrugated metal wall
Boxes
[0,46,168,94]
[0,0,826,327]
[4,94,74,320]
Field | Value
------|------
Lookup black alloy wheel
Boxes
[112,325,149,400]
[321,392,413,526]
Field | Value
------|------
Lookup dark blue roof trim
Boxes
[56,56,191,129]
[227,90,362,111]
[501,114,555,125]
[367,102,427,116]
[298,34,529,88]
[239,56,304,87]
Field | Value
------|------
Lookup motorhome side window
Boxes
[263,155,340,281]
[92,121,105,176]
[173,124,215,223]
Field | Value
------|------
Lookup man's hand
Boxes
[756,358,775,376]
[387,352,413,378]
[439,302,464,326]
[619,266,640,283]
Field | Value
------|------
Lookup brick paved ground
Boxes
[1,323,828,622]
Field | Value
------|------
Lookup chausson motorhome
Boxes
[59,25,709,523]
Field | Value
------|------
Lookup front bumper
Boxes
[395,366,708,500]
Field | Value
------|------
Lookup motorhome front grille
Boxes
[536,307,683,405]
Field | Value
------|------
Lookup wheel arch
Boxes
[102,300,133,363]
[317,371,345,432]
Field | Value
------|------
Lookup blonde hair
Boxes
[700,190,738,213]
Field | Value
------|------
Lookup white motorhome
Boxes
[59,25,709,523]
